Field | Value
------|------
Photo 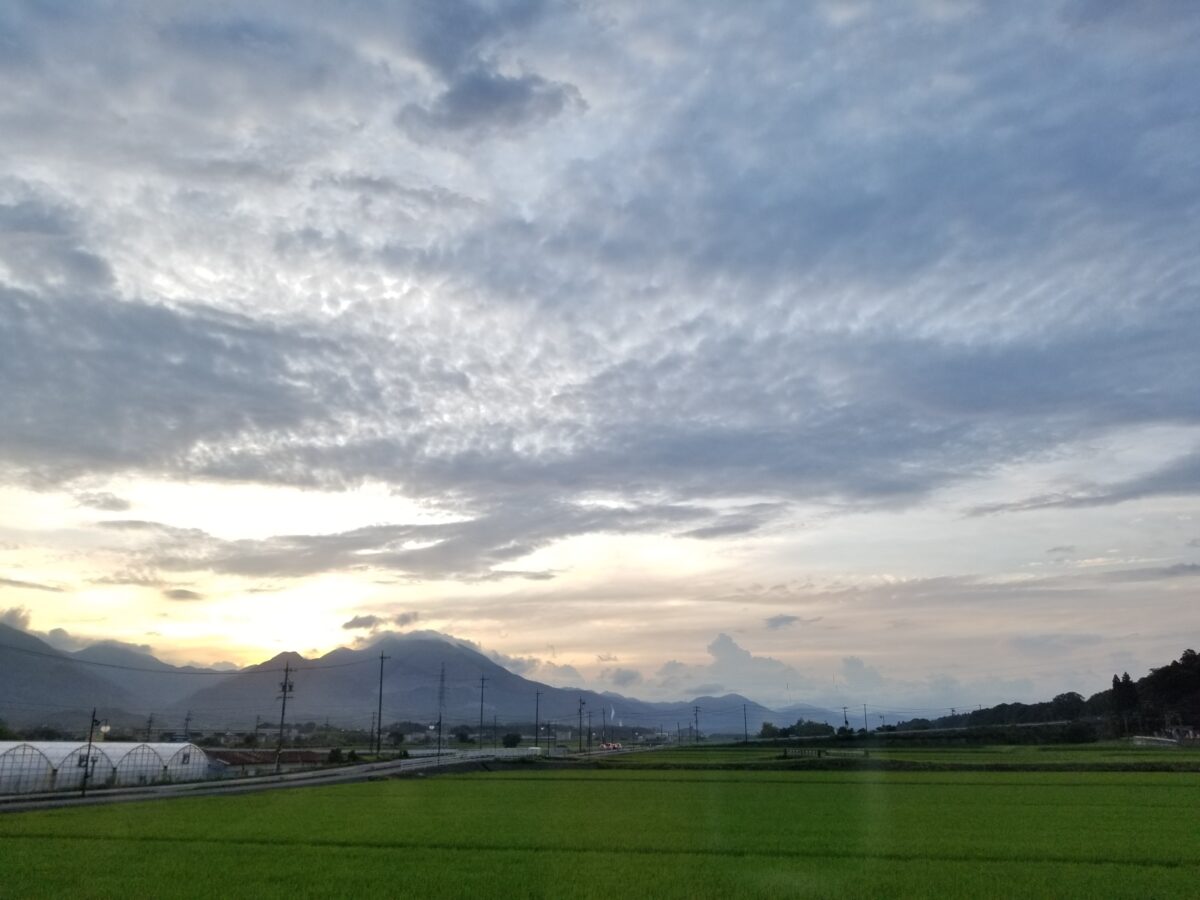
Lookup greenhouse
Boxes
[0,741,215,794]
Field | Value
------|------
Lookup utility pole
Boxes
[743,704,749,743]
[183,710,192,743]
[376,650,389,756]
[493,714,498,750]
[693,706,700,744]
[144,713,154,741]
[587,710,593,753]
[534,691,542,752]
[436,663,445,764]
[253,714,262,746]
[841,706,849,728]
[578,698,585,753]
[81,707,98,798]
[275,660,293,775]
[862,704,868,733]
[676,722,681,744]
[478,675,488,746]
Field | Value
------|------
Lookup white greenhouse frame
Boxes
[0,741,213,794]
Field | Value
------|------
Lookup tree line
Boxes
[897,649,1200,737]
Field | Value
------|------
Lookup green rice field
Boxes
[4,765,1200,898]
[604,741,1200,769]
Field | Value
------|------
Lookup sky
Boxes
[1,0,1198,714]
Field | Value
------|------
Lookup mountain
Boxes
[166,634,837,734]
[1,625,839,735]
[0,623,137,728]
[70,642,234,709]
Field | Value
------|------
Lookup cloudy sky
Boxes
[1,0,1198,712]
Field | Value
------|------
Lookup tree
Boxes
[1050,692,1085,721]
[791,719,835,737]
[502,733,521,748]
[759,722,781,739]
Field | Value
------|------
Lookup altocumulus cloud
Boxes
[0,3,1195,525]
[0,1,1197,691]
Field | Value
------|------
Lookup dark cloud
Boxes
[399,69,584,143]
[486,648,540,675]
[91,567,167,587]
[132,501,754,581]
[1103,563,1200,583]
[0,606,31,630]
[764,614,822,631]
[970,450,1200,515]
[342,614,383,630]
[538,661,582,686]
[0,195,112,292]
[0,286,367,487]
[654,634,805,701]
[42,627,91,652]
[602,667,642,688]
[393,611,420,627]
[73,491,131,511]
[162,588,204,601]
[678,504,785,540]
[0,576,63,593]
[1046,545,1076,555]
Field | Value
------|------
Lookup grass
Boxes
[3,767,1199,897]
[602,741,1200,770]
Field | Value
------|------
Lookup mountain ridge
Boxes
[0,626,838,732]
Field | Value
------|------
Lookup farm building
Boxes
[0,741,216,794]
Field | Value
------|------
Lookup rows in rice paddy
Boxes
[4,767,1198,898]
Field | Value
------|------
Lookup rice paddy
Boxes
[3,753,1199,898]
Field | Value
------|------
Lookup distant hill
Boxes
[71,642,234,709]
[0,625,839,735]
[167,634,837,734]
[0,624,136,728]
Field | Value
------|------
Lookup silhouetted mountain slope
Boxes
[71,642,233,709]
[1,625,838,733]
[0,624,135,727]
[168,635,836,732]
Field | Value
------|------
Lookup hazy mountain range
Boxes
[0,624,836,735]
